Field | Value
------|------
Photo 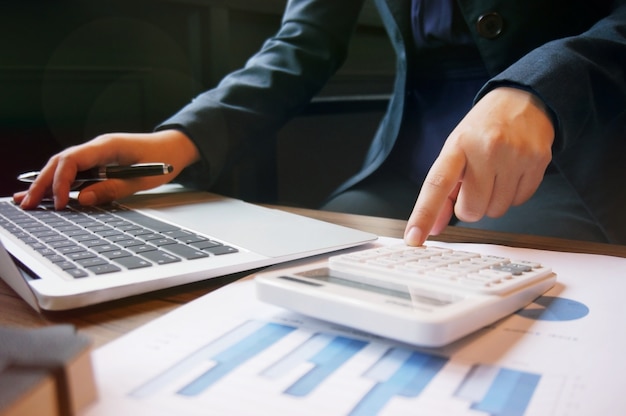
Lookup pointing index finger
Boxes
[404,149,466,245]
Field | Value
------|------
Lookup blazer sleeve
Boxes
[157,0,366,188]
[477,0,626,153]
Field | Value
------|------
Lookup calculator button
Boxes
[492,264,532,275]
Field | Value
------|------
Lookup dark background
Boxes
[0,0,395,207]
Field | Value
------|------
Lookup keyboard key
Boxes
[92,244,122,253]
[52,246,80,257]
[68,251,100,263]
[83,238,113,248]
[76,257,109,268]
[191,240,223,250]
[163,230,207,244]
[115,238,145,248]
[139,250,181,265]
[113,256,153,270]
[86,264,122,275]
[48,239,78,249]
[54,260,79,270]
[66,268,90,278]
[113,209,179,232]
[204,245,239,256]
[149,238,177,247]
[101,250,133,260]
[161,244,209,260]
[129,244,158,254]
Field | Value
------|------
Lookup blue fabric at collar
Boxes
[411,0,473,49]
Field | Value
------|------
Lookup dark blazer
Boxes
[160,0,626,242]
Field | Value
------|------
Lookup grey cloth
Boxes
[321,168,609,243]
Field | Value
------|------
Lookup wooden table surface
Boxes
[2,206,625,349]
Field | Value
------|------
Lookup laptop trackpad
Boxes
[120,191,374,258]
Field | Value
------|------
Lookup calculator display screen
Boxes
[295,268,459,307]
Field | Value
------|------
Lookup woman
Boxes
[14,0,626,245]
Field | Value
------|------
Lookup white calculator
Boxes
[255,244,556,347]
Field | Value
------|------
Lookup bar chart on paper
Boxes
[127,318,559,415]
[87,241,626,416]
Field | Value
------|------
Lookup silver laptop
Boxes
[0,186,376,311]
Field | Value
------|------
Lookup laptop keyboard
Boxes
[0,201,238,278]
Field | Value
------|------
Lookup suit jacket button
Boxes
[476,12,504,39]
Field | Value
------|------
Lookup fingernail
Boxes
[404,226,423,246]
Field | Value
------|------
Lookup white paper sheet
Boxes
[83,238,626,415]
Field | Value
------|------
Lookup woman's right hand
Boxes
[13,129,200,210]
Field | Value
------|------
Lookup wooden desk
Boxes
[2,206,625,349]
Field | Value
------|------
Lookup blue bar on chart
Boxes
[280,334,368,397]
[348,347,449,416]
[178,322,296,396]
[262,332,369,396]
[129,318,541,416]
[130,320,296,398]
[262,332,337,381]
[455,364,541,416]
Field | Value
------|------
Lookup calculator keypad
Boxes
[328,245,552,295]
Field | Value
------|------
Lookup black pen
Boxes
[18,163,174,183]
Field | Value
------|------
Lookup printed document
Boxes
[83,238,626,415]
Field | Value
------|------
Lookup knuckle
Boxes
[423,171,451,190]
[480,128,507,157]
